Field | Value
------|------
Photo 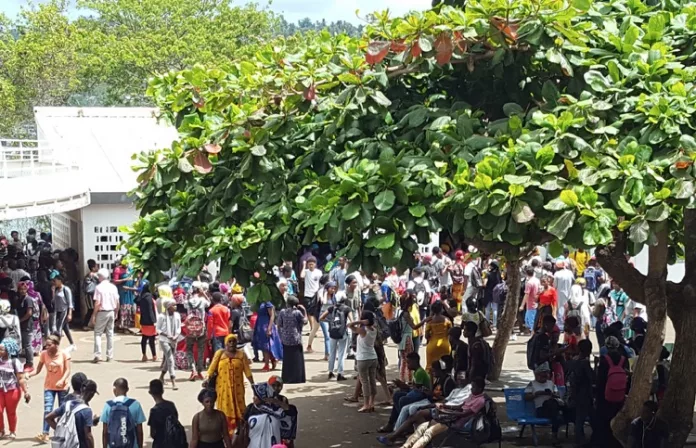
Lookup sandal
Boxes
[377,425,393,433]
[357,407,371,413]
[343,397,359,403]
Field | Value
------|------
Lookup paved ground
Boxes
[5,321,678,448]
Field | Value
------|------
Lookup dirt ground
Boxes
[6,321,678,448]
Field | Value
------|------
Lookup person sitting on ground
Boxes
[147,379,180,448]
[524,363,563,445]
[627,401,668,448]
[378,352,431,434]
[46,379,98,448]
[377,361,464,446]
[397,377,487,448]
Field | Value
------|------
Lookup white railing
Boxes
[0,139,79,179]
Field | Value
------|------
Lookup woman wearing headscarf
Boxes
[568,278,593,338]
[0,339,29,439]
[448,250,467,312]
[24,281,44,354]
[205,334,255,434]
[244,376,298,448]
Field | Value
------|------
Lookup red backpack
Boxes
[604,355,627,402]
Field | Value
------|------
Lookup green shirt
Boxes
[413,367,431,390]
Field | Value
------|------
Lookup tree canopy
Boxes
[125,0,695,290]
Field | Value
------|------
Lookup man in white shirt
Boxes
[301,256,323,303]
[156,299,182,390]
[553,260,575,331]
[91,268,119,363]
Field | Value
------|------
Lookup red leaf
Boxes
[193,151,212,174]
[204,143,221,154]
[366,41,390,65]
[453,31,467,52]
[675,160,693,169]
[391,39,408,53]
[434,33,453,65]
[491,17,519,43]
[303,84,316,101]
[411,41,422,58]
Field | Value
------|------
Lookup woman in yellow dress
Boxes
[205,334,255,434]
[424,301,452,373]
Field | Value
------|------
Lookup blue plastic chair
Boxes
[504,387,566,446]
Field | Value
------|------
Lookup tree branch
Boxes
[683,208,696,284]
[595,231,647,304]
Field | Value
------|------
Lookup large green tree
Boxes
[124,0,696,444]
[74,0,278,106]
[0,0,80,137]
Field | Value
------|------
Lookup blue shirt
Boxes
[100,396,147,448]
[54,400,93,448]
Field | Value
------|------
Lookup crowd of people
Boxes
[0,230,673,447]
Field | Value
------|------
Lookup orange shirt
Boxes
[209,304,231,337]
[40,350,70,391]
[539,287,558,307]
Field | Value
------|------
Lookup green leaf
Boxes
[548,210,576,239]
[545,198,570,211]
[617,196,636,215]
[418,35,432,52]
[504,174,531,185]
[338,73,361,84]
[509,184,525,197]
[645,203,670,222]
[250,145,267,156]
[371,91,392,107]
[490,199,511,216]
[653,188,671,200]
[536,146,555,168]
[584,70,611,92]
[369,233,395,249]
[560,190,579,206]
[503,103,524,117]
[548,240,564,258]
[374,190,396,211]
[408,204,427,217]
[580,187,598,207]
[680,135,696,151]
[342,202,361,220]
[473,174,493,190]
[512,200,535,223]
[470,192,489,214]
[178,158,193,173]
[629,220,650,243]
[672,180,695,199]
[573,0,590,10]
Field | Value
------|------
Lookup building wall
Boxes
[80,203,139,274]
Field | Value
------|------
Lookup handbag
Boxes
[207,371,218,390]
[478,312,493,337]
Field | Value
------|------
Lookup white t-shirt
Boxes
[303,268,322,298]
[525,380,558,408]
[356,327,378,361]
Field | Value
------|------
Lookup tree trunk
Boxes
[611,278,667,444]
[489,250,521,381]
[659,284,696,448]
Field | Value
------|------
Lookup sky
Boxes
[0,0,430,24]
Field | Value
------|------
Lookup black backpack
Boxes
[328,306,347,339]
[526,333,539,370]
[472,397,502,444]
[388,312,404,344]
[163,414,187,448]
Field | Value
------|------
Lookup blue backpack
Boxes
[107,398,136,448]
[584,267,597,292]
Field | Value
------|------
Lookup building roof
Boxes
[34,107,178,194]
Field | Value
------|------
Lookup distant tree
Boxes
[275,16,364,37]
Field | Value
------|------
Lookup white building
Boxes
[1,107,177,275]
